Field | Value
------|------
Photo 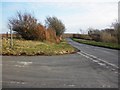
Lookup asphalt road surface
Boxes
[2,39,118,88]
[67,38,118,67]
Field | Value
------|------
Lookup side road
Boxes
[2,54,118,88]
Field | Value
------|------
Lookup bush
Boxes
[8,12,38,40]
[73,34,92,40]
[8,11,66,43]
[88,28,101,41]
[88,27,118,43]
[45,28,60,43]
[45,16,65,37]
[100,32,117,43]
[34,24,46,41]
[112,22,120,44]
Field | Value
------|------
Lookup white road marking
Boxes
[68,84,75,87]
[17,61,32,65]
[15,61,33,68]
[98,63,106,66]
[114,71,118,74]
[15,65,25,68]
[3,81,26,85]
[77,51,119,69]
[10,81,26,84]
[92,60,99,63]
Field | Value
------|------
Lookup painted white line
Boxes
[77,52,92,59]
[2,81,26,85]
[114,71,118,74]
[80,51,98,59]
[92,60,99,63]
[98,62,106,66]
[77,51,119,69]
[17,61,32,65]
[15,65,25,68]
[97,58,118,68]
[68,84,75,87]
[81,51,118,68]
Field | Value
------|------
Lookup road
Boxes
[67,38,118,67]
[2,39,118,88]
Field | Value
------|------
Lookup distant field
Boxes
[2,38,77,56]
[72,38,120,50]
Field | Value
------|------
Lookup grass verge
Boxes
[72,38,120,50]
[1,38,78,56]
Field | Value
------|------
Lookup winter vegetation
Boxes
[1,11,77,56]
[2,38,77,56]
[8,11,65,43]
[2,10,119,56]
[72,21,120,50]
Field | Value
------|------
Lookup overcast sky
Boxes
[0,0,119,34]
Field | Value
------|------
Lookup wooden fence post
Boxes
[10,26,13,49]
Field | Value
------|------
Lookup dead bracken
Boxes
[2,38,78,56]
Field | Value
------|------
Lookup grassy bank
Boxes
[2,38,77,56]
[72,38,120,50]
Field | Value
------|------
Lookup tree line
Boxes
[8,11,66,43]
[88,22,120,44]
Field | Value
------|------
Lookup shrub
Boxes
[112,22,120,44]
[34,24,46,41]
[88,27,118,43]
[73,34,92,40]
[45,16,65,37]
[8,11,65,43]
[100,32,117,43]
[88,28,101,41]
[8,12,39,40]
[45,28,60,43]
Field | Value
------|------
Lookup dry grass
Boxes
[100,32,118,43]
[72,38,120,50]
[2,38,77,56]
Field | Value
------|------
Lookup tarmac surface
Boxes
[2,39,118,88]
